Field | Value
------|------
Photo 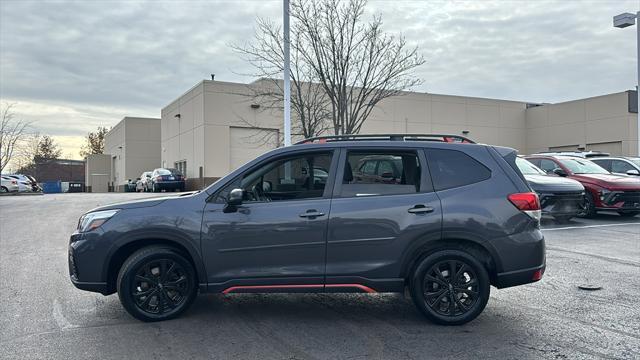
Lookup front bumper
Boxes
[538,191,585,216]
[597,190,640,211]
[68,230,111,294]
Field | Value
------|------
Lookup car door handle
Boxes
[299,210,326,218]
[408,205,434,214]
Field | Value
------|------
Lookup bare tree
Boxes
[0,103,31,173]
[232,17,332,141]
[11,132,41,172]
[292,0,425,134]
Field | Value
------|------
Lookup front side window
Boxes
[427,149,491,191]
[218,152,333,203]
[611,160,635,173]
[342,150,421,197]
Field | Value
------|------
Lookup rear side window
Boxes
[341,150,421,197]
[426,149,491,191]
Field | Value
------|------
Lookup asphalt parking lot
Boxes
[1,193,639,360]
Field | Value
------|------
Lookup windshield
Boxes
[629,158,640,167]
[516,157,546,175]
[559,158,610,174]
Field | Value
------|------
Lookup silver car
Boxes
[1,176,19,193]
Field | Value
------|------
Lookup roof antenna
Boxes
[211,74,215,81]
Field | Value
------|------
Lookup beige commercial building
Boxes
[161,79,639,189]
[84,154,111,193]
[104,116,161,190]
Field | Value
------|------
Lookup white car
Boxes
[590,157,640,177]
[5,174,34,192]
[1,176,19,193]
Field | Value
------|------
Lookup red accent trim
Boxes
[222,284,322,294]
[325,284,377,293]
[221,283,377,294]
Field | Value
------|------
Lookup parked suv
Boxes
[69,134,545,325]
[526,155,640,217]
[590,157,640,177]
[515,157,585,223]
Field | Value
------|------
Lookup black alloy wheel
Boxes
[423,260,479,317]
[577,192,597,218]
[117,247,197,322]
[132,259,190,315]
[410,250,490,325]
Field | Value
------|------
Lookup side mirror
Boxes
[626,169,640,176]
[227,188,243,206]
[552,168,567,177]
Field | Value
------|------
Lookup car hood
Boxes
[525,174,584,193]
[569,173,640,190]
[87,195,178,212]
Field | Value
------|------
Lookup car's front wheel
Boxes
[0,186,7,193]
[578,192,597,218]
[117,247,197,322]
[410,250,490,325]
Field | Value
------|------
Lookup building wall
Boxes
[84,154,111,192]
[105,117,161,189]
[161,80,638,190]
[525,91,638,156]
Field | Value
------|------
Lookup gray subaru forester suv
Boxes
[69,134,545,325]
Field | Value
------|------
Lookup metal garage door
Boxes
[229,127,279,171]
[586,141,623,156]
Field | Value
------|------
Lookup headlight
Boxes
[77,210,119,232]
[598,189,611,200]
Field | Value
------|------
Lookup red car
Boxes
[525,155,640,217]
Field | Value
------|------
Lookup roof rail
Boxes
[532,150,609,158]
[295,133,476,145]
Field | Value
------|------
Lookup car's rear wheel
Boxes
[618,211,640,217]
[410,250,490,325]
[117,247,197,322]
[152,184,159,193]
[577,192,597,218]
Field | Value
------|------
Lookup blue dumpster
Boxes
[42,181,62,193]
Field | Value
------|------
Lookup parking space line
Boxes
[542,223,640,231]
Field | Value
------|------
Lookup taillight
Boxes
[508,192,541,221]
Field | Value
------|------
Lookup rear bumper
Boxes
[70,278,109,294]
[495,263,545,289]
[155,181,185,190]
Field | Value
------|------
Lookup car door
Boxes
[201,150,338,292]
[325,147,441,292]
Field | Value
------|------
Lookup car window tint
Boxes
[611,160,634,173]
[221,152,333,203]
[538,159,558,173]
[341,150,421,197]
[427,149,490,191]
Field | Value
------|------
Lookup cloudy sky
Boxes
[1,0,638,158]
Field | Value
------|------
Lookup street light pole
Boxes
[614,11,640,156]
[283,0,291,147]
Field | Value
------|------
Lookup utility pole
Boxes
[283,0,292,147]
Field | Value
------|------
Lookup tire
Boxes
[618,211,640,217]
[577,192,597,218]
[117,246,197,322]
[410,250,490,326]
[553,215,573,224]
[152,184,159,193]
[0,186,7,193]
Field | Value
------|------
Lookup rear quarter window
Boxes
[426,149,491,191]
